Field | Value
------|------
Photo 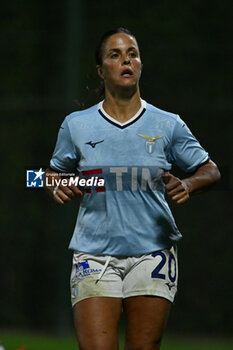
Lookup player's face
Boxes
[97,33,142,92]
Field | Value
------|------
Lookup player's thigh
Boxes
[123,296,171,350]
[73,297,122,350]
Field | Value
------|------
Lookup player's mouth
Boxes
[121,68,133,77]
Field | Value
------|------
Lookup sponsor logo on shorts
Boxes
[71,260,102,282]
[71,285,79,299]
[165,282,176,290]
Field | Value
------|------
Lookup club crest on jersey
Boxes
[137,134,163,154]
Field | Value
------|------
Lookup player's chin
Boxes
[117,81,138,90]
[121,76,137,83]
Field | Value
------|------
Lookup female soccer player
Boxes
[45,28,220,350]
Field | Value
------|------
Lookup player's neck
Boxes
[103,90,141,123]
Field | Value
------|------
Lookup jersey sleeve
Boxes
[167,115,209,173]
[50,117,79,173]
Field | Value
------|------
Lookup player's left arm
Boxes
[162,160,221,204]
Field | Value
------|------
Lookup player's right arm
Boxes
[46,116,82,204]
[44,168,83,205]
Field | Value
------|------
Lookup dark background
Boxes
[1,0,232,337]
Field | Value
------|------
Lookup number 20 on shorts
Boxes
[151,251,177,283]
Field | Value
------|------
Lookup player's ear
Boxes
[96,65,104,80]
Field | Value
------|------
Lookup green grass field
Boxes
[0,331,232,350]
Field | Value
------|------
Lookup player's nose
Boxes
[121,53,131,65]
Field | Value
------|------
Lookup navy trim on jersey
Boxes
[195,156,210,169]
[187,156,210,174]
[98,108,146,129]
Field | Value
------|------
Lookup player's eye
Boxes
[110,53,119,58]
[129,51,137,58]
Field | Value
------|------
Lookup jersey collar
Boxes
[98,99,146,129]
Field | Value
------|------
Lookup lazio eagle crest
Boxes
[138,134,163,154]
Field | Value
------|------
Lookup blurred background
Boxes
[1,0,232,340]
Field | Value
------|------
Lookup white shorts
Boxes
[70,247,178,307]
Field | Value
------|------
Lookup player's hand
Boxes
[162,172,190,204]
[45,169,83,204]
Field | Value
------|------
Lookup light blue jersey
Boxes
[50,99,209,255]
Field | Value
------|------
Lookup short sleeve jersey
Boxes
[50,100,209,255]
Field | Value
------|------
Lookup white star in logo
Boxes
[34,168,44,181]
